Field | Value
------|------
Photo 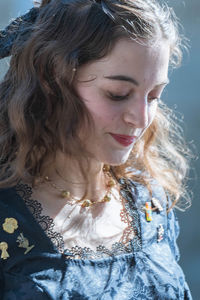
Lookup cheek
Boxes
[84,99,119,126]
[76,86,120,131]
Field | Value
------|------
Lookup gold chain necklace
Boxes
[39,165,116,208]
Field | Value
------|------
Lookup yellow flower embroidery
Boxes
[2,218,18,234]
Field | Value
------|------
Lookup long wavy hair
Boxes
[0,0,191,209]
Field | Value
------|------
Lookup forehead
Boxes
[76,38,170,88]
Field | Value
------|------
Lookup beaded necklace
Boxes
[39,165,116,208]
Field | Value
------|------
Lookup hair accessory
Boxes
[0,7,39,59]
[0,242,9,260]
[145,201,152,222]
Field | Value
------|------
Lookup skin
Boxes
[75,38,170,168]
[33,38,170,231]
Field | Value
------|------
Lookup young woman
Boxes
[0,0,192,299]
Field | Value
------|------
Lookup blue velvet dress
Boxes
[0,179,192,299]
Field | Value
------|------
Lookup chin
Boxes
[102,150,131,166]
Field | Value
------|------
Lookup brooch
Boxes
[145,201,152,222]
[157,224,164,243]
[16,233,35,254]
[2,218,18,234]
[0,242,9,260]
[151,197,163,212]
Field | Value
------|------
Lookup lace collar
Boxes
[15,180,142,259]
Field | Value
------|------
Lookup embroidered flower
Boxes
[2,217,18,234]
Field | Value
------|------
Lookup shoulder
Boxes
[0,184,55,269]
[0,184,35,250]
[0,186,24,238]
[0,186,23,267]
[120,176,168,211]
[0,186,19,213]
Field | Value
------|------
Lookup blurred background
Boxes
[0,0,199,298]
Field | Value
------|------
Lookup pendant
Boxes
[81,199,92,208]
[103,164,110,172]
[145,201,152,222]
[61,190,71,198]
[107,179,116,188]
[103,194,111,202]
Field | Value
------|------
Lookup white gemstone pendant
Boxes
[157,224,164,243]
[152,197,163,212]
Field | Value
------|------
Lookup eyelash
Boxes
[108,93,160,103]
[108,93,129,101]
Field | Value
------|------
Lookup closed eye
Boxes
[108,92,130,101]
[108,92,160,103]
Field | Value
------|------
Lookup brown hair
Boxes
[0,0,191,209]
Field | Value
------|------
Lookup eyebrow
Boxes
[103,75,169,87]
[104,75,139,86]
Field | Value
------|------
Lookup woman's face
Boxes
[74,38,170,166]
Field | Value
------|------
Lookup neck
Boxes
[42,151,107,201]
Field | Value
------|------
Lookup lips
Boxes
[110,133,137,147]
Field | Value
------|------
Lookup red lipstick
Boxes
[110,134,136,147]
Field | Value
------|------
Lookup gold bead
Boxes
[34,177,41,185]
[107,179,116,188]
[61,190,71,198]
[81,199,92,208]
[103,195,111,202]
[103,165,110,172]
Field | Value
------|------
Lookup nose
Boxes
[123,96,149,129]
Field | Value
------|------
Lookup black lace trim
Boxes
[15,181,142,259]
[15,183,64,252]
